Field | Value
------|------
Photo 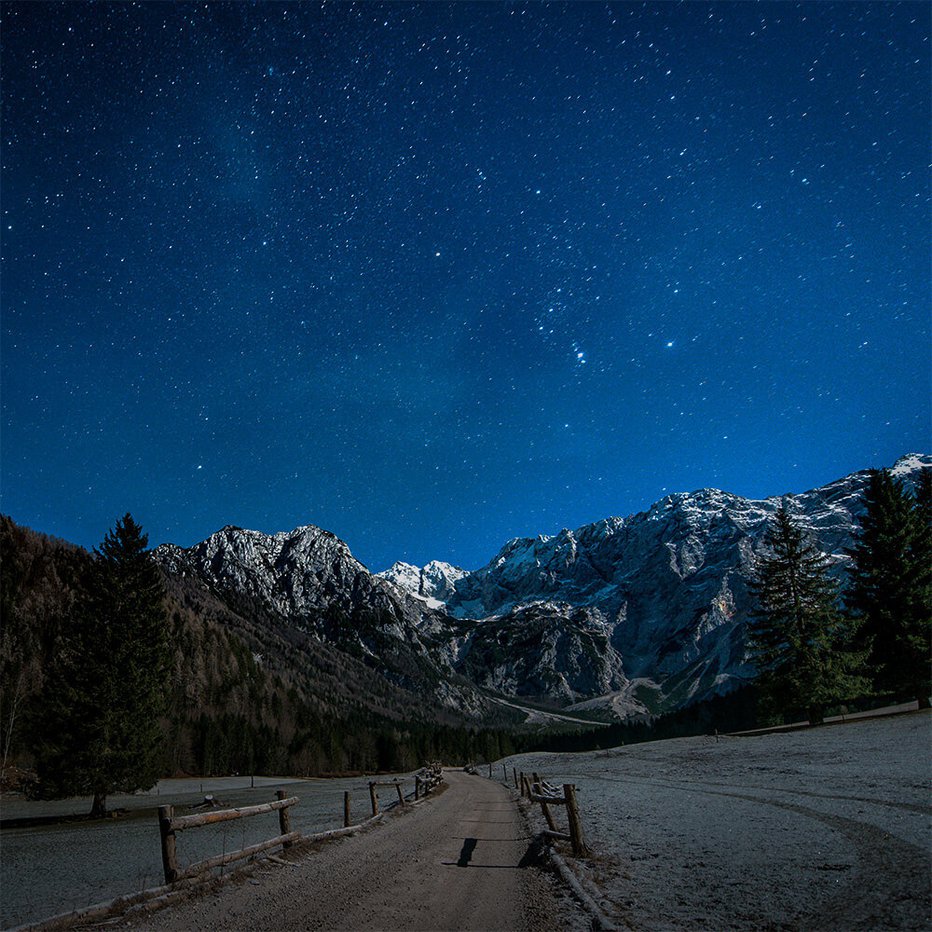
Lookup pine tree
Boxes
[34,515,171,816]
[912,472,932,664]
[847,469,932,707]
[749,504,865,725]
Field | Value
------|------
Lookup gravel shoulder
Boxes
[129,770,584,932]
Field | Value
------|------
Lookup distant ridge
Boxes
[157,454,931,721]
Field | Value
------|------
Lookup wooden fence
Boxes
[157,765,446,886]
[27,768,447,931]
[416,762,444,799]
[367,779,405,816]
[471,763,589,857]
[524,775,589,857]
[367,762,444,816]
[157,790,298,884]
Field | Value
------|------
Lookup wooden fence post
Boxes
[488,762,492,779]
[513,767,518,789]
[369,782,379,817]
[502,763,507,780]
[344,791,351,828]
[158,805,179,884]
[396,782,404,806]
[276,790,293,848]
[533,782,559,833]
[564,784,589,857]
[415,776,421,800]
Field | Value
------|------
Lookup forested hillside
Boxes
[0,516,517,785]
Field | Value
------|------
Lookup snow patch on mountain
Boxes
[376,559,467,608]
[891,452,930,478]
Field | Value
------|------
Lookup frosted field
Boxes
[504,711,931,930]
[0,773,412,929]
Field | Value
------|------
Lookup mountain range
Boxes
[153,452,931,723]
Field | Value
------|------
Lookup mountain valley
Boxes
[3,454,928,779]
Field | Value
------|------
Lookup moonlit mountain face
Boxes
[378,561,468,610]
[156,455,931,720]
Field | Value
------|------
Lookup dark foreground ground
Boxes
[4,712,929,931]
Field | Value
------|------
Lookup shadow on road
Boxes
[456,837,478,866]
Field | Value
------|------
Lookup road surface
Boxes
[131,770,579,931]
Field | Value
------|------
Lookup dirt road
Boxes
[132,770,579,932]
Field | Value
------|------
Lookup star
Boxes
[1,0,924,574]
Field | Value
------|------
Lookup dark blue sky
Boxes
[2,2,929,571]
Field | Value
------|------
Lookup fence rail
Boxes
[156,764,447,887]
[157,790,297,884]
[169,796,295,832]
[367,763,444,816]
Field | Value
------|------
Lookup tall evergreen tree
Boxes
[847,469,932,707]
[912,471,932,660]
[34,515,171,816]
[749,504,865,725]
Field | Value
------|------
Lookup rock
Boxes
[154,454,931,720]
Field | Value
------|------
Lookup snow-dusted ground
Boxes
[0,773,413,929]
[503,711,931,930]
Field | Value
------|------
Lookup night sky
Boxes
[2,2,929,571]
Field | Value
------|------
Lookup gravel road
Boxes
[130,770,583,932]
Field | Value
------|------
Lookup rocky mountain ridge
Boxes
[154,524,489,717]
[155,454,931,721]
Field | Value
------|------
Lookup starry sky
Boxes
[2,2,929,571]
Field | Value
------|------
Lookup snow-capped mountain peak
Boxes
[376,559,467,608]
[378,561,422,592]
[891,452,932,477]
